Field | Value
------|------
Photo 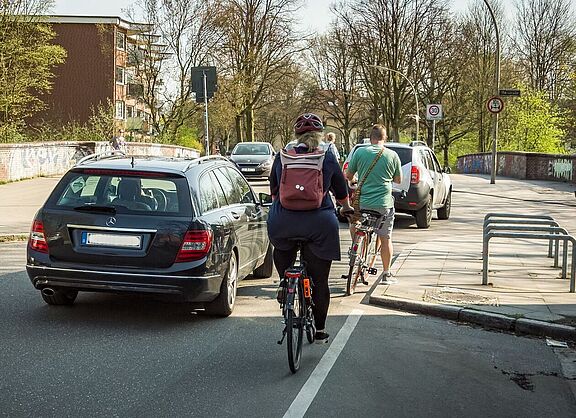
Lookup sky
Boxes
[52,0,479,35]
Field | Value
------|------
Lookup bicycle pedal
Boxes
[361,279,369,285]
[368,267,378,275]
[341,274,348,279]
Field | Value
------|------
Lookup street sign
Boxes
[499,89,521,97]
[486,96,504,114]
[191,66,218,103]
[426,104,443,121]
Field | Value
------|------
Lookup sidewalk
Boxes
[0,176,62,236]
[370,174,576,341]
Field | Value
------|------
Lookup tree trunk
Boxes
[245,106,255,142]
[235,113,244,143]
[443,141,449,168]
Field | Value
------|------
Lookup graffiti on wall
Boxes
[0,142,201,182]
[548,159,573,181]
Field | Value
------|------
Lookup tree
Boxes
[335,0,447,143]
[305,23,368,152]
[0,0,66,142]
[126,0,221,143]
[458,0,506,154]
[499,87,566,153]
[215,0,303,142]
[512,0,576,101]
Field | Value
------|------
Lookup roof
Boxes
[75,155,230,174]
[41,15,153,35]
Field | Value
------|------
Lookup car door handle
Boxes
[231,211,241,220]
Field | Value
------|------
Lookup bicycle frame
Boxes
[345,212,383,295]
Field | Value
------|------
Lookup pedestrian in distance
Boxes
[110,129,126,151]
[325,132,340,162]
[267,113,354,344]
[345,124,402,285]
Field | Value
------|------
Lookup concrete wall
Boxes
[457,152,575,184]
[0,142,200,183]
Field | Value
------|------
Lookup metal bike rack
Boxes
[484,213,558,259]
[482,213,576,293]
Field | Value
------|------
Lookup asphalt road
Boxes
[1,176,576,417]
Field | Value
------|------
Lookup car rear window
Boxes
[349,144,412,166]
[46,169,192,216]
[386,147,412,166]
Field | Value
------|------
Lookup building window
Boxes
[116,31,126,50]
[126,105,135,118]
[116,66,125,85]
[115,101,125,120]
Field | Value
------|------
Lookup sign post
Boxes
[191,66,217,156]
[426,104,443,151]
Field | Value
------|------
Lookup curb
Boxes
[370,295,576,341]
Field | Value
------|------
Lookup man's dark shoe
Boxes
[315,331,329,344]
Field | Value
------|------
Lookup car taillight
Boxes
[410,166,420,184]
[29,220,48,253]
[343,162,349,173]
[175,230,213,262]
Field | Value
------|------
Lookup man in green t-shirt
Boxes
[345,125,402,284]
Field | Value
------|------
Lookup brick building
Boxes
[39,16,160,134]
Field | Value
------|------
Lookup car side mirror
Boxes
[443,166,451,174]
[259,192,273,206]
[225,151,232,157]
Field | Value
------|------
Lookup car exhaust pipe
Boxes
[42,288,55,297]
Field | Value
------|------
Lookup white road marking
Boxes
[283,309,364,418]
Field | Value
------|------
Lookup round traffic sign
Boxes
[429,105,440,116]
[486,96,504,114]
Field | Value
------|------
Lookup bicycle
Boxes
[276,240,316,374]
[343,209,385,296]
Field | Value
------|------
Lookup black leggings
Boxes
[273,246,332,330]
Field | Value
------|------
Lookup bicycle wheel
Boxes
[346,234,367,296]
[286,282,304,373]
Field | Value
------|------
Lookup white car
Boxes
[342,140,452,228]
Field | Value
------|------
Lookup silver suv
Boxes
[343,140,452,228]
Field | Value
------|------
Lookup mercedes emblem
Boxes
[106,217,117,227]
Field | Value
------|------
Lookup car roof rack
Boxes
[76,150,126,166]
[409,141,428,147]
[185,155,229,171]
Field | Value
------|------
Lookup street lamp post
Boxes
[482,0,501,184]
[370,65,420,141]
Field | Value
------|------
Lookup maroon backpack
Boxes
[279,149,326,210]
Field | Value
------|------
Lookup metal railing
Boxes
[482,213,576,293]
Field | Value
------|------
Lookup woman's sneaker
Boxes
[314,331,329,344]
[379,272,398,285]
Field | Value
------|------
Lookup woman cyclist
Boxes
[267,113,353,344]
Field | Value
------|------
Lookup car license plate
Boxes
[242,168,256,172]
[81,232,142,248]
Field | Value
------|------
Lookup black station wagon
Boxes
[26,153,273,316]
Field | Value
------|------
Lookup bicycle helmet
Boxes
[294,113,324,134]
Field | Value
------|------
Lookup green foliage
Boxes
[170,125,204,153]
[0,6,67,142]
[28,102,114,142]
[499,88,567,153]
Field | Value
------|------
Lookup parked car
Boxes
[26,154,273,316]
[228,142,275,178]
[342,140,452,228]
